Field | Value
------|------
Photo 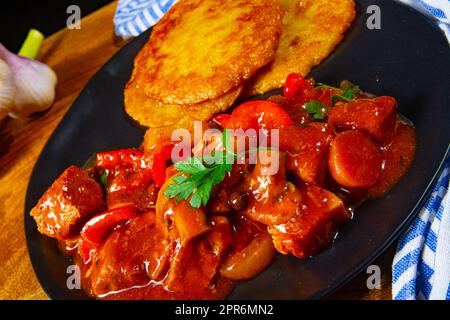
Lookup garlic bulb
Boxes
[0,42,57,119]
[0,58,15,121]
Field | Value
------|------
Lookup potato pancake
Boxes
[124,80,242,128]
[243,0,356,96]
[137,0,282,105]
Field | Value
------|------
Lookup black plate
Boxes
[25,0,450,300]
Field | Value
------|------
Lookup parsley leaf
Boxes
[304,100,329,120]
[174,157,206,174]
[304,80,360,120]
[164,156,233,209]
[317,81,360,105]
[164,128,273,209]
[331,86,360,104]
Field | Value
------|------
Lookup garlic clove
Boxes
[0,58,15,121]
[7,56,58,119]
[0,42,58,119]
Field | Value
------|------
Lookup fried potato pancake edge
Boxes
[243,0,356,97]
[124,81,242,128]
[137,0,282,105]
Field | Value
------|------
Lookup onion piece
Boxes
[220,232,276,280]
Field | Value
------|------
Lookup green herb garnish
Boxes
[304,100,329,120]
[164,130,270,208]
[317,81,360,105]
[163,155,233,209]
[304,81,360,120]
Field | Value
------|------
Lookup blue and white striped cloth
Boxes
[114,0,450,300]
[113,0,450,41]
[393,153,450,300]
[392,1,450,300]
[397,0,450,41]
[114,0,177,38]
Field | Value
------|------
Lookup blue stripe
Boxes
[394,150,450,299]
[426,194,443,212]
[418,0,448,20]
[447,282,450,300]
[435,172,450,190]
[393,248,421,283]
[425,229,438,252]
[417,260,434,299]
[114,0,176,37]
[147,5,161,21]
[161,0,176,11]
[397,218,428,252]
[436,203,445,221]
[394,278,416,300]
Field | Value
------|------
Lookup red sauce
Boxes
[36,82,416,300]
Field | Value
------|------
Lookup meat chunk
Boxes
[164,216,233,294]
[86,212,170,297]
[283,124,335,185]
[328,96,397,141]
[269,186,350,259]
[267,95,313,125]
[87,214,233,299]
[30,166,104,239]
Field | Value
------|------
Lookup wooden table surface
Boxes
[0,1,393,300]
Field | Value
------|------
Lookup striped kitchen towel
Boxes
[114,0,177,38]
[397,0,450,41]
[392,153,450,300]
[113,0,450,40]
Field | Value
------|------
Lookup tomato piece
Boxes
[212,114,233,127]
[283,73,316,103]
[80,205,137,246]
[328,130,382,189]
[151,144,175,188]
[284,73,307,99]
[212,100,292,130]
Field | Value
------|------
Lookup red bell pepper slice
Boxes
[213,100,293,130]
[78,205,137,265]
[151,144,175,188]
[80,205,137,246]
[96,149,153,190]
[96,149,144,170]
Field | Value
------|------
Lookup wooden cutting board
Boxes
[0,1,392,300]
